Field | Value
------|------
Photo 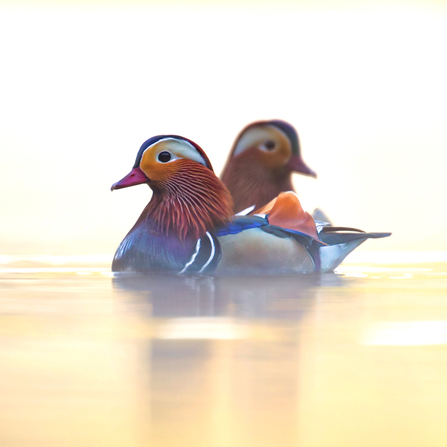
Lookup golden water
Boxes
[1,257,447,446]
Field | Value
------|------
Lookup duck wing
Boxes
[253,192,391,272]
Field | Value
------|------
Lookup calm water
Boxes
[1,256,447,447]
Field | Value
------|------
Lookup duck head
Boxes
[112,135,233,240]
[231,120,316,177]
[221,120,316,212]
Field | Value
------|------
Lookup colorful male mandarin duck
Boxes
[221,120,316,214]
[111,135,390,274]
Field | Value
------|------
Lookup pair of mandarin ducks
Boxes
[111,120,390,275]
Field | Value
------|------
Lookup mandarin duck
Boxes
[111,135,390,274]
[221,120,317,214]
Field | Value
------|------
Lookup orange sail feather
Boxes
[254,191,319,240]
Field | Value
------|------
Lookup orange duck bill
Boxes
[285,155,317,178]
[111,167,149,191]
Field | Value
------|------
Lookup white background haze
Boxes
[1,1,446,255]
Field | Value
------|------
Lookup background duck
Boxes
[221,120,317,213]
[111,136,390,274]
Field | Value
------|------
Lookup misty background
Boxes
[1,1,446,255]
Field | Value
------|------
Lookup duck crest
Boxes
[222,156,293,213]
[141,160,233,241]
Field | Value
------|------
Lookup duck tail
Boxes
[318,227,391,272]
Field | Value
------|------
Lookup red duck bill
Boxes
[111,167,149,191]
[285,155,317,178]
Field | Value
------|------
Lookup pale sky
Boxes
[1,1,446,255]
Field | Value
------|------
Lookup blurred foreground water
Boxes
[1,254,447,447]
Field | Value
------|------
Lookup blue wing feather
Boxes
[213,215,267,236]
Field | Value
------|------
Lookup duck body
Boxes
[111,135,390,275]
[216,227,314,275]
[112,205,321,275]
[190,212,319,275]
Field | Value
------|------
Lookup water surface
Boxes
[1,257,447,446]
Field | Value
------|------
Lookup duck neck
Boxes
[139,162,233,241]
[222,160,293,213]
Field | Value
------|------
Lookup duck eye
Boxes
[158,151,172,163]
[265,140,276,150]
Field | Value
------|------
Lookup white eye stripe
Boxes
[143,137,207,166]
[233,126,287,156]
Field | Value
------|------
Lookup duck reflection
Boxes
[113,274,216,317]
[111,273,340,319]
[112,273,347,446]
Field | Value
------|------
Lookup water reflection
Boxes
[113,273,330,319]
[1,264,447,446]
[113,274,322,447]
